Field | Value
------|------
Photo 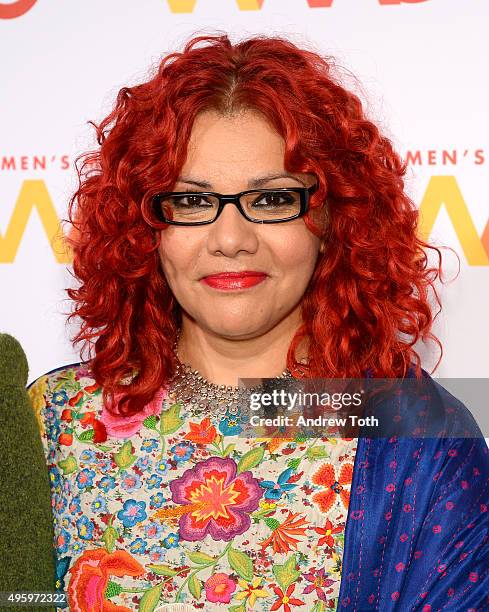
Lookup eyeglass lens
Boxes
[156,190,302,223]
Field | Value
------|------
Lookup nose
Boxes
[206,200,259,257]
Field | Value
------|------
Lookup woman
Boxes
[28,35,488,611]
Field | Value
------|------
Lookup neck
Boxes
[175,313,308,387]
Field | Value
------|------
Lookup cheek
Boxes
[269,230,320,272]
[158,232,197,276]
[157,242,173,277]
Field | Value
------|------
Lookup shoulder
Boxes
[372,366,486,439]
[416,368,485,438]
[27,362,100,436]
[27,362,96,396]
[379,368,488,483]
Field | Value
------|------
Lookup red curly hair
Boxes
[67,34,443,416]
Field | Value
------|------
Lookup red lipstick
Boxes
[200,271,268,290]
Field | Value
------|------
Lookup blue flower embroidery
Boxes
[147,474,163,489]
[136,456,152,472]
[51,390,68,406]
[170,441,194,463]
[141,439,159,453]
[120,471,142,493]
[150,492,165,508]
[219,412,243,435]
[98,475,116,492]
[129,537,147,554]
[155,460,170,475]
[259,467,297,500]
[56,528,71,554]
[68,496,81,515]
[144,521,163,539]
[76,468,96,490]
[80,449,96,463]
[163,533,179,549]
[76,515,94,540]
[91,495,107,513]
[148,545,165,563]
[117,499,147,528]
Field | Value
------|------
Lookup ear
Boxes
[319,240,326,254]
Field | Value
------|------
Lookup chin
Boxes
[207,323,265,339]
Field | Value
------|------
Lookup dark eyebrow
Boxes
[176,173,306,191]
[248,173,306,188]
[176,177,213,189]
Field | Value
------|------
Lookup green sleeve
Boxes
[0,334,56,612]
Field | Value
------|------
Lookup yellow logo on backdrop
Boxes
[166,0,265,11]
[0,180,71,263]
[0,0,431,18]
[418,176,489,266]
[1,175,488,265]
[165,0,428,13]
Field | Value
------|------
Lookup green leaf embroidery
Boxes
[187,551,216,565]
[58,455,77,475]
[229,605,247,612]
[227,547,253,581]
[160,403,183,436]
[306,445,329,460]
[138,584,162,612]
[105,580,123,598]
[102,526,118,553]
[78,429,95,442]
[236,446,265,474]
[272,554,300,591]
[287,457,301,470]
[146,564,178,576]
[251,508,276,521]
[222,443,236,457]
[95,444,112,452]
[264,517,280,531]
[188,574,202,599]
[113,440,136,469]
[143,415,158,430]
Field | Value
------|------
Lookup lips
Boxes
[200,271,268,290]
[203,271,266,279]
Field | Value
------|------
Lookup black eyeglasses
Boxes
[143,185,318,226]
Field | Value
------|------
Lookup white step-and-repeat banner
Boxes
[1,0,488,383]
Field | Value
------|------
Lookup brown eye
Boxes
[172,194,213,208]
[252,192,297,209]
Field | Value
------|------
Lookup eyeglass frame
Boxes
[144,184,319,226]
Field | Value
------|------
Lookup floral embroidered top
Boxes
[28,363,358,612]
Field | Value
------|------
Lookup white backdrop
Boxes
[0,0,488,384]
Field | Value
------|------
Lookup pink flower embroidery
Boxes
[204,573,236,603]
[100,388,167,438]
[168,456,263,541]
[302,567,335,599]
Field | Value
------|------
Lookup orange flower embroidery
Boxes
[264,437,294,454]
[311,462,353,513]
[260,511,309,553]
[184,416,217,445]
[67,548,145,611]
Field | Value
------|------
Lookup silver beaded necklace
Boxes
[167,333,294,417]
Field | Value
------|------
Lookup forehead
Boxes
[181,110,286,181]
